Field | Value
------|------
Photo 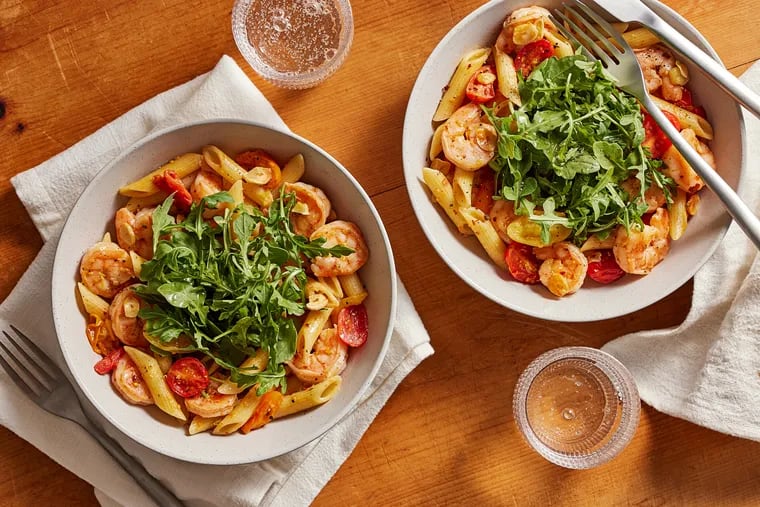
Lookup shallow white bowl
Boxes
[402,0,746,322]
[52,120,396,464]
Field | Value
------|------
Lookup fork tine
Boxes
[10,325,64,381]
[3,329,57,390]
[552,9,615,67]
[572,0,628,50]
[0,337,45,397]
[563,4,621,60]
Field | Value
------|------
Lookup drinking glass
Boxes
[513,347,640,469]
[232,0,354,89]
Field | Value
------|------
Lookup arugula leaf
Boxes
[487,54,672,243]
[135,190,353,392]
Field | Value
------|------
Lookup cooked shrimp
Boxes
[190,169,223,202]
[111,355,153,405]
[115,207,154,259]
[310,220,368,277]
[109,285,149,347]
[534,241,588,297]
[185,381,237,418]
[284,182,331,237]
[634,45,684,102]
[441,103,497,171]
[497,6,554,52]
[620,177,666,213]
[80,241,135,298]
[287,328,347,384]
[613,207,670,275]
[661,128,713,193]
[489,199,517,243]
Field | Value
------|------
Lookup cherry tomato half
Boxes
[514,39,555,77]
[465,65,497,103]
[337,304,369,347]
[241,390,284,434]
[94,347,125,375]
[587,250,625,284]
[165,357,210,398]
[673,88,707,118]
[152,170,193,213]
[642,110,681,159]
[505,242,540,284]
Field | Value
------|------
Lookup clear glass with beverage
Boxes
[232,0,354,89]
[513,347,640,469]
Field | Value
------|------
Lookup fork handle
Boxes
[643,97,760,249]
[635,1,760,118]
[83,420,185,507]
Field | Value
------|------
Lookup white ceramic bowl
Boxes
[52,120,396,464]
[402,0,746,322]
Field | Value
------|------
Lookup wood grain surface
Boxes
[1,0,760,505]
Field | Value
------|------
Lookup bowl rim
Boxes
[401,0,746,322]
[51,118,397,464]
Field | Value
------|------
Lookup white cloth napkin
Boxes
[602,62,760,441]
[1,55,434,507]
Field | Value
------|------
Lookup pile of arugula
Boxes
[135,191,351,394]
[486,53,671,244]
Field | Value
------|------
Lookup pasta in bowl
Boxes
[402,0,745,321]
[52,120,396,464]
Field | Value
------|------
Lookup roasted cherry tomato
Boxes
[465,65,497,103]
[642,110,681,159]
[505,242,540,284]
[471,169,496,214]
[94,347,125,375]
[514,39,555,77]
[337,304,369,347]
[587,250,625,284]
[674,88,707,118]
[152,170,193,213]
[241,390,284,434]
[165,357,210,398]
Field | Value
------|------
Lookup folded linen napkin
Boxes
[602,62,760,441]
[1,55,434,507]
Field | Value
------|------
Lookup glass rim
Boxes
[231,0,355,89]
[512,346,640,469]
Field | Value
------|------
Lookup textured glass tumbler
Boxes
[513,347,640,469]
[232,0,354,89]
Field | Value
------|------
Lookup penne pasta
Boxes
[493,45,521,106]
[580,233,615,252]
[422,167,472,235]
[77,282,110,321]
[338,273,365,298]
[452,167,475,210]
[275,375,342,419]
[298,309,332,354]
[305,278,341,311]
[119,153,202,197]
[429,123,445,160]
[318,276,344,299]
[338,293,367,308]
[129,251,147,278]
[189,415,221,435]
[125,191,171,211]
[669,188,688,240]
[620,27,659,49]
[213,388,261,435]
[650,96,713,140]
[433,47,491,122]
[124,346,187,421]
[217,349,269,395]
[460,207,507,270]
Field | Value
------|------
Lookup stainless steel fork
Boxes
[0,324,184,507]
[550,0,760,250]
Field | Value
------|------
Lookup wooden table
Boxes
[1,0,759,505]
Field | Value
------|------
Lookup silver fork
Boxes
[550,0,760,250]
[0,324,184,507]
